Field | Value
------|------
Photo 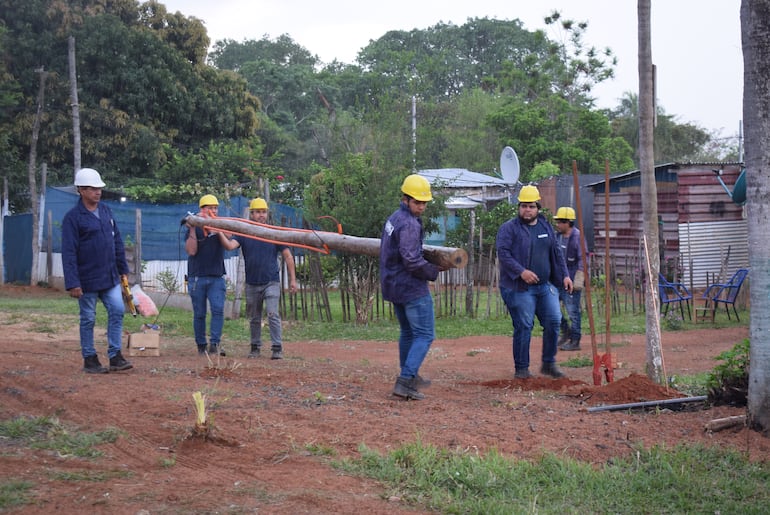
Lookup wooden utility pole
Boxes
[69,36,81,172]
[183,214,469,270]
[28,67,47,285]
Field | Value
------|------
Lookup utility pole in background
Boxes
[28,67,47,285]
[69,36,81,174]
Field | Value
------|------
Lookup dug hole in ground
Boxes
[0,285,766,514]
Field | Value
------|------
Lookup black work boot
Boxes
[109,351,133,372]
[557,331,570,347]
[392,377,425,400]
[415,374,432,389]
[209,344,225,356]
[514,368,532,379]
[248,345,261,358]
[197,345,207,355]
[540,362,566,379]
[83,355,108,374]
[560,339,581,351]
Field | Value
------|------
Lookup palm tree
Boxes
[638,0,664,383]
[743,0,770,432]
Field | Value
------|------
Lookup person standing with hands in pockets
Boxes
[496,185,572,380]
[380,174,447,400]
[62,168,133,374]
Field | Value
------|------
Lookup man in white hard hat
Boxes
[62,168,133,374]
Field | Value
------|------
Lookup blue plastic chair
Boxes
[658,273,693,321]
[701,268,749,321]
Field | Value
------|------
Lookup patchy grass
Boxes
[339,440,770,514]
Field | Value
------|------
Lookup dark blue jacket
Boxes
[558,227,584,280]
[62,200,129,292]
[379,202,440,304]
[496,214,568,292]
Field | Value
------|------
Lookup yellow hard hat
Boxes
[199,194,219,208]
[401,174,433,201]
[555,206,576,220]
[249,197,268,210]
[518,185,541,203]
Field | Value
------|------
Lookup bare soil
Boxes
[0,285,766,514]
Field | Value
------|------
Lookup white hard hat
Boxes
[74,168,106,188]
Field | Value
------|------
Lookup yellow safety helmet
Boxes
[401,174,433,201]
[199,194,219,208]
[249,197,268,210]
[555,206,576,220]
[517,185,541,203]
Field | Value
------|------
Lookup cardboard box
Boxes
[127,325,161,357]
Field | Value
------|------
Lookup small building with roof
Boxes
[585,162,746,288]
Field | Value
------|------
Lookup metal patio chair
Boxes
[658,273,693,321]
[700,268,749,322]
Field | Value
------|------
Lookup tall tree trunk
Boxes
[28,68,47,286]
[69,36,81,172]
[638,0,664,383]
[742,0,770,433]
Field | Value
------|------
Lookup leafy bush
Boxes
[706,338,749,406]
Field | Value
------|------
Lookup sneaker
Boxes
[415,374,432,389]
[248,346,261,358]
[540,362,566,379]
[514,368,532,379]
[392,377,425,400]
[109,351,133,372]
[83,355,108,374]
[271,350,283,360]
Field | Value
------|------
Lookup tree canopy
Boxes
[0,1,726,212]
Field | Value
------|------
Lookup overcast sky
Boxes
[162,0,743,138]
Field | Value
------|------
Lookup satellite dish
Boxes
[732,168,746,205]
[500,146,520,184]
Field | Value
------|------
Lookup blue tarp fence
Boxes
[44,187,304,261]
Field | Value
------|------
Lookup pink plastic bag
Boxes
[131,284,159,316]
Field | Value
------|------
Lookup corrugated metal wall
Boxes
[589,163,747,288]
[679,220,749,288]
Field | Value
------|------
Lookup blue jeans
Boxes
[78,283,124,359]
[559,289,582,341]
[246,282,282,350]
[501,284,562,371]
[188,276,226,346]
[393,294,435,378]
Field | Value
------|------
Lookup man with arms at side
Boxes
[496,185,572,380]
[62,168,133,374]
[554,206,584,351]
